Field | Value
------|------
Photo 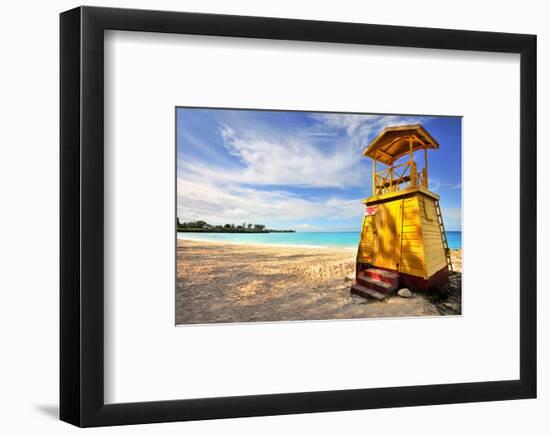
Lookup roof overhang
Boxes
[363,124,440,165]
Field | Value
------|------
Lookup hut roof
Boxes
[363,124,440,165]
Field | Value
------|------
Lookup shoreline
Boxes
[176,234,358,251]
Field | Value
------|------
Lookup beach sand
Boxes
[176,240,462,325]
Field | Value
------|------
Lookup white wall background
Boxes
[0,0,547,433]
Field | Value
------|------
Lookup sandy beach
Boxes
[176,240,462,325]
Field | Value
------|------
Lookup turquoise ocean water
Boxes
[178,230,462,249]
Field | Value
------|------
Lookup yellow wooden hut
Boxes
[352,124,452,299]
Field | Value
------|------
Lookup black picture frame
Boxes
[60,6,537,427]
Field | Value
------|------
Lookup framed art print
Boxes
[175,108,463,324]
[60,6,536,427]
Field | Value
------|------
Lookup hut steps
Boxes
[351,268,400,300]
[351,283,387,300]
[363,268,400,286]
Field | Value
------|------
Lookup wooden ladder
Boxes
[434,200,453,272]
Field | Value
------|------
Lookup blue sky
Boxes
[177,108,462,231]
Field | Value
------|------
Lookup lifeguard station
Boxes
[352,124,452,300]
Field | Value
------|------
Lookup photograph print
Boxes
[176,108,462,325]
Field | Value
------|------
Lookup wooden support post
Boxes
[409,136,416,187]
[372,159,376,195]
[424,147,428,188]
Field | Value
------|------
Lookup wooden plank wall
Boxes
[357,215,374,263]
[400,196,427,278]
[419,196,448,276]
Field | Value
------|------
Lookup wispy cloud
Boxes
[441,207,462,231]
[179,124,368,188]
[429,178,462,192]
[310,113,433,149]
[177,177,363,227]
[295,223,323,231]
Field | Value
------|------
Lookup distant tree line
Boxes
[176,219,294,233]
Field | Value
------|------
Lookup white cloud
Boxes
[295,223,323,231]
[429,177,462,192]
[310,113,433,150]
[179,125,368,188]
[440,207,462,231]
[177,177,364,226]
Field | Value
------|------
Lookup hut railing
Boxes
[374,161,426,195]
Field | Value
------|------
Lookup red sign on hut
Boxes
[365,205,377,216]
